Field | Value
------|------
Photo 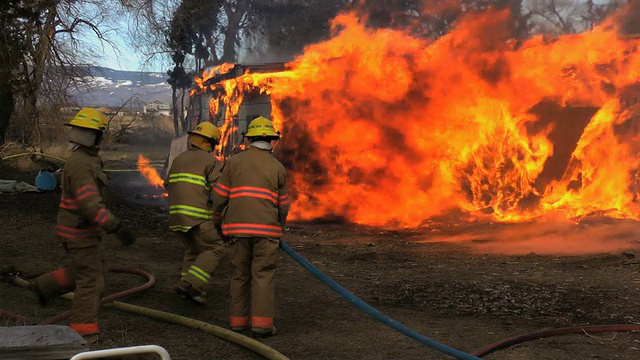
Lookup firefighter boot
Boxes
[231,325,250,332]
[252,325,277,338]
[175,281,207,305]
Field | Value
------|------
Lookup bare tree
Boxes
[0,0,124,146]
[526,0,619,34]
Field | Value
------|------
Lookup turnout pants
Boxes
[178,221,225,292]
[34,241,107,336]
[228,237,279,331]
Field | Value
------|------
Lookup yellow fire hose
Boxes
[10,276,289,360]
[0,152,67,163]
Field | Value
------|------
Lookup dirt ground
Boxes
[2,153,640,360]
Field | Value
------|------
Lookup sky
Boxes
[91,17,167,73]
[102,39,146,71]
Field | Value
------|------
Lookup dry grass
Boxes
[102,143,170,162]
[1,107,173,184]
[1,139,171,176]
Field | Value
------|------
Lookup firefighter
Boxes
[30,107,136,347]
[212,116,290,337]
[164,121,225,305]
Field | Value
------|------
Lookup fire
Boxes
[194,9,640,227]
[137,154,168,197]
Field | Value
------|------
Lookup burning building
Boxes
[187,62,288,157]
[177,8,640,229]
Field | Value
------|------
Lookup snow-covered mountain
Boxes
[68,66,173,108]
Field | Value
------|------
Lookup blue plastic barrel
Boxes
[35,171,58,191]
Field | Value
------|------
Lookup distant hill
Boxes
[68,66,173,108]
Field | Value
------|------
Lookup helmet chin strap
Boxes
[95,131,105,147]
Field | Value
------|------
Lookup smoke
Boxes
[419,217,640,255]
[237,43,296,65]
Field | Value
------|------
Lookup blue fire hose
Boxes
[279,240,481,360]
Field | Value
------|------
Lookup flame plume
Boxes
[137,154,168,197]
[194,10,640,227]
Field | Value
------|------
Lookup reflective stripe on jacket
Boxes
[56,146,120,245]
[165,148,222,232]
[212,145,289,238]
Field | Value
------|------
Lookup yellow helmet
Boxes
[65,108,109,131]
[189,122,220,141]
[245,116,280,138]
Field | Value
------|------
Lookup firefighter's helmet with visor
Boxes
[65,108,109,131]
[244,117,280,139]
[189,122,220,141]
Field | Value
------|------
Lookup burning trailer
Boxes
[165,62,288,171]
[161,12,640,230]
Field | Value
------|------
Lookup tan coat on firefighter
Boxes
[164,121,225,305]
[212,116,290,336]
[32,108,135,346]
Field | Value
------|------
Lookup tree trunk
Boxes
[172,85,180,136]
[0,83,13,144]
[220,21,240,62]
[220,0,250,63]
[22,4,57,146]
[180,88,186,130]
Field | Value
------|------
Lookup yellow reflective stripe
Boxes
[169,205,212,217]
[169,205,213,220]
[188,265,210,283]
[170,224,193,232]
[169,173,209,188]
[170,172,207,182]
[191,265,211,279]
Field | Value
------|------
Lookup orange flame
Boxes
[195,10,640,227]
[137,154,168,197]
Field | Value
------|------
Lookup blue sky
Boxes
[100,35,168,72]
[102,40,144,71]
[91,17,167,73]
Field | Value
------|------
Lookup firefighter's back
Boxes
[221,146,286,237]
[166,148,221,230]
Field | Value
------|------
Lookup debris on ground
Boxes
[0,179,40,193]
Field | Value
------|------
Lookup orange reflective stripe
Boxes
[227,186,278,204]
[232,186,277,198]
[222,223,282,237]
[70,322,99,335]
[229,316,249,327]
[251,316,273,328]
[93,208,111,226]
[52,268,71,288]
[224,228,282,237]
[75,185,99,200]
[214,183,230,197]
[223,223,282,230]
[60,196,79,210]
[279,194,289,206]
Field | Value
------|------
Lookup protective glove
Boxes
[115,226,136,246]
